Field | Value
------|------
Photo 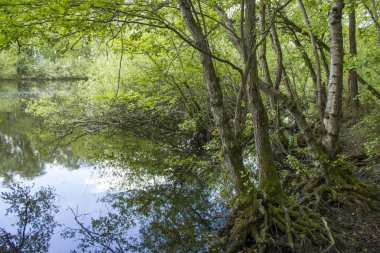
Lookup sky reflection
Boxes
[0,161,118,252]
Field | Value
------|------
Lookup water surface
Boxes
[0,80,224,252]
[0,81,116,251]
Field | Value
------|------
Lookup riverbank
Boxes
[0,77,88,81]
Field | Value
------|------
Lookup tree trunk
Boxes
[290,31,318,92]
[176,0,251,196]
[348,3,359,110]
[298,0,326,124]
[244,0,283,196]
[258,72,327,163]
[269,22,288,151]
[323,0,345,159]
[258,4,273,102]
[258,5,284,148]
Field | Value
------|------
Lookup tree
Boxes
[348,0,360,110]
[176,0,252,196]
[323,0,345,159]
[298,0,326,123]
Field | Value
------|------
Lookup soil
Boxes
[325,204,380,253]
[320,163,380,253]
[324,122,380,253]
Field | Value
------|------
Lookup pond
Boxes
[0,81,226,252]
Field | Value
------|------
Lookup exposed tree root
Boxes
[217,160,380,252]
[217,191,332,253]
[301,163,380,211]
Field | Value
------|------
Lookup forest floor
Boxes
[323,165,380,253]
[323,121,380,253]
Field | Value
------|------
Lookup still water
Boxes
[0,81,224,252]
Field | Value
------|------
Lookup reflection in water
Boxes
[0,81,226,252]
[64,173,225,253]
[0,80,115,251]
[0,184,59,253]
[0,87,43,182]
[0,81,75,183]
[61,133,227,252]
[0,80,98,182]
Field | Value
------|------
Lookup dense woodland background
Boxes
[0,0,379,252]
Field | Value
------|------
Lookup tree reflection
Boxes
[0,80,228,252]
[130,180,225,253]
[64,180,225,253]
[0,184,59,253]
[0,95,44,182]
[58,122,229,252]
[62,136,227,253]
[0,81,56,183]
[0,80,102,184]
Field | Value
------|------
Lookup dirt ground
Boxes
[326,122,380,253]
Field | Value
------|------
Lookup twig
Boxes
[320,217,335,253]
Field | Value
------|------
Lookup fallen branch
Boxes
[321,217,335,253]
[358,75,380,101]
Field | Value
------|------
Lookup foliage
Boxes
[0,44,93,79]
[354,110,380,156]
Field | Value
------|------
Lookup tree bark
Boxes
[258,4,273,100]
[348,2,359,110]
[319,44,330,82]
[176,0,251,196]
[270,25,283,91]
[323,0,345,159]
[258,4,283,147]
[244,0,282,196]
[269,23,288,150]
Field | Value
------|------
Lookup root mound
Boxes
[301,163,380,211]
[218,191,333,253]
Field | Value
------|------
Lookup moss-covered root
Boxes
[218,192,332,253]
[304,163,380,210]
